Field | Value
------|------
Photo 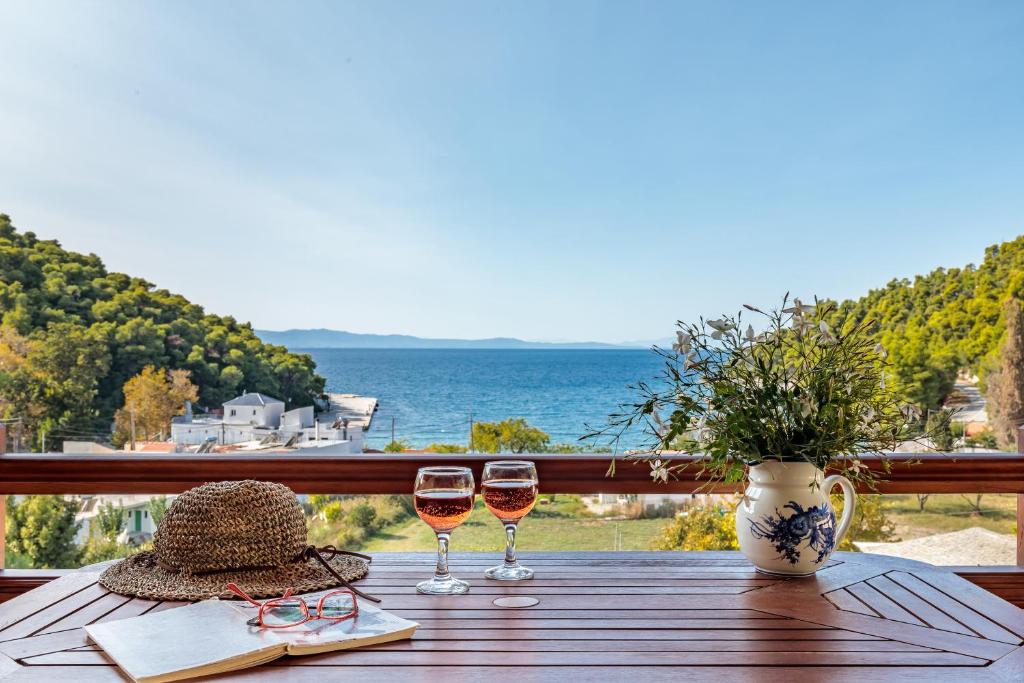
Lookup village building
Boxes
[74,494,175,546]
[169,391,373,453]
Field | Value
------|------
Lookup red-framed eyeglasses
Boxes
[226,583,360,629]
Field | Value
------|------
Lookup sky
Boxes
[1,1,1023,344]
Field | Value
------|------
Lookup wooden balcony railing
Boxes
[0,450,1021,603]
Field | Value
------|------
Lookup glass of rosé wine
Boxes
[482,460,538,581]
[413,466,475,594]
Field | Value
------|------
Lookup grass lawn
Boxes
[360,493,1019,552]
[362,499,668,552]
[879,493,1018,540]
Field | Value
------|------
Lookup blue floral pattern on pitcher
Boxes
[749,501,837,565]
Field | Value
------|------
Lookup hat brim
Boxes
[98,550,370,602]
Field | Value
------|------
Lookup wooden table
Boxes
[0,552,1021,681]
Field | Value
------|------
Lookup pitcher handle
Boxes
[823,474,856,546]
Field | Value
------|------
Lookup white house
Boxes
[281,406,315,430]
[582,492,732,515]
[170,391,365,452]
[170,417,268,446]
[74,494,174,546]
[171,392,287,445]
[223,392,285,427]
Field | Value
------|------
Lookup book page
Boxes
[85,600,285,683]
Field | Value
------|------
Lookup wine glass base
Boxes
[484,564,534,581]
[417,576,470,595]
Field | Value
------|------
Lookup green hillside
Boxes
[829,235,1024,410]
[1,211,1021,449]
[0,214,324,448]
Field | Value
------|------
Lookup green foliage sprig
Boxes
[588,295,937,486]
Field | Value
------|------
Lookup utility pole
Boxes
[469,412,474,453]
[129,402,137,452]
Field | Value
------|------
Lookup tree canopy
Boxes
[114,365,198,444]
[826,235,1024,410]
[6,495,81,568]
[0,215,325,448]
[472,418,550,453]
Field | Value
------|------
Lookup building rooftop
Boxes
[224,392,285,407]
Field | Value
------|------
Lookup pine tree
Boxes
[987,298,1024,449]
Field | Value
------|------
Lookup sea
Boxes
[304,349,666,451]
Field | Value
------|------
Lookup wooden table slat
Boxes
[0,551,1021,681]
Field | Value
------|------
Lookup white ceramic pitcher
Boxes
[735,460,855,576]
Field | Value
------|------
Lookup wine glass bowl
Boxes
[482,479,538,523]
[481,460,538,581]
[414,466,475,595]
[414,489,474,532]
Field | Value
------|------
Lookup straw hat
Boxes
[99,480,371,602]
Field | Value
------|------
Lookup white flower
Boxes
[672,331,692,354]
[798,397,814,419]
[900,404,923,420]
[874,343,888,359]
[861,407,876,426]
[792,316,815,332]
[848,459,869,476]
[817,321,837,345]
[649,459,670,483]
[744,324,755,342]
[782,298,817,316]
[707,319,736,333]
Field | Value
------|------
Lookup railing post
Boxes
[1018,494,1024,568]
[1017,426,1024,567]
[0,423,6,570]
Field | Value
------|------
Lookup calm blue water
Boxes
[304,349,665,450]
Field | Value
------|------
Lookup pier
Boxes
[322,393,378,431]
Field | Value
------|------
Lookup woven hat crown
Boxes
[154,480,307,574]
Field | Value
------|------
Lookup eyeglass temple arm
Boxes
[226,582,265,606]
[304,546,381,603]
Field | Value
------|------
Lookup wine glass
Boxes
[413,466,475,594]
[482,460,538,580]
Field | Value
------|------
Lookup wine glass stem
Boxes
[503,523,519,567]
[434,532,452,581]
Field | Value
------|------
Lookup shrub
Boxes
[347,502,377,528]
[425,443,467,453]
[652,503,738,551]
[833,494,899,548]
[306,495,414,550]
[322,501,345,524]
[653,494,897,552]
[6,495,81,568]
[81,533,125,566]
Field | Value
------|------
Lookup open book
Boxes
[85,593,419,683]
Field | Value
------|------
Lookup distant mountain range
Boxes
[255,328,643,350]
